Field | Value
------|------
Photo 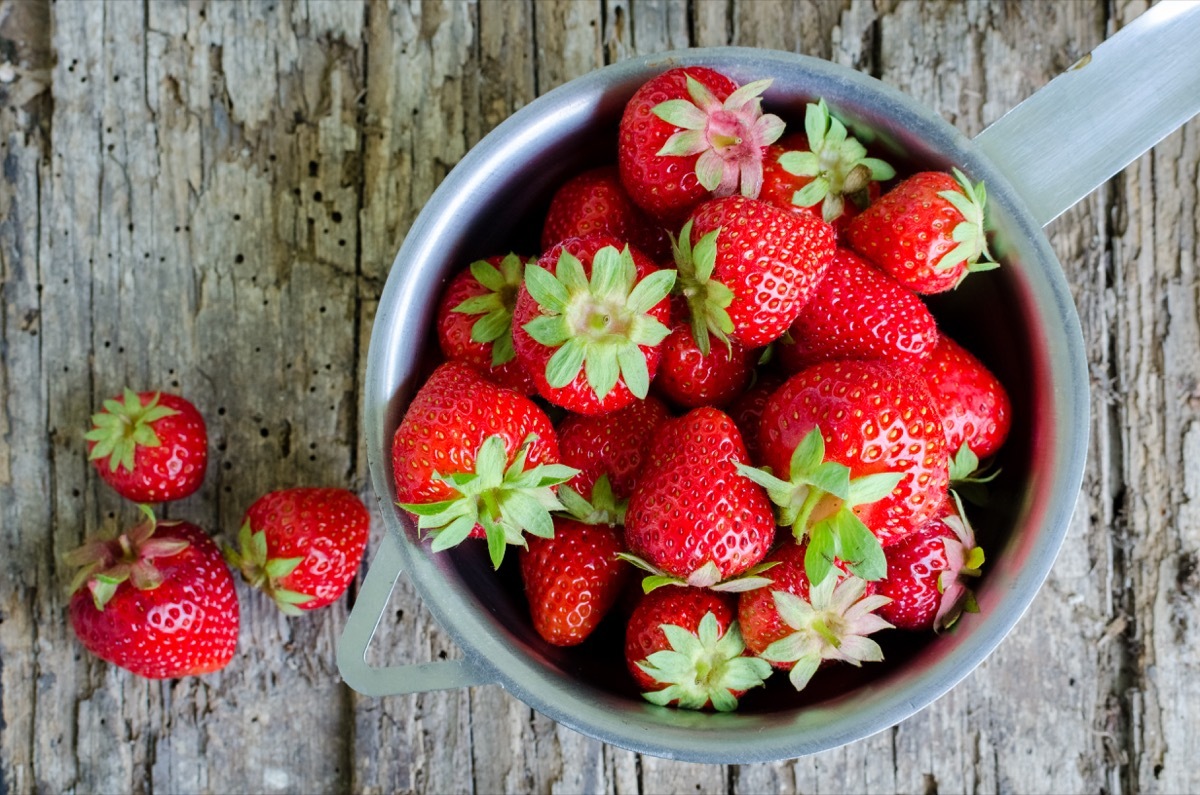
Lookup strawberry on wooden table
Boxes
[622,407,776,590]
[624,586,771,711]
[776,247,939,372]
[520,517,630,646]
[673,195,835,353]
[224,487,370,614]
[512,234,675,416]
[618,67,785,224]
[85,388,208,503]
[65,506,239,679]
[540,165,671,261]
[435,252,536,394]
[391,362,577,568]
[846,168,997,294]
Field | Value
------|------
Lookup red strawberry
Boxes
[391,362,576,568]
[65,507,239,679]
[557,395,672,503]
[618,67,785,224]
[540,165,671,261]
[624,586,770,711]
[776,248,939,372]
[846,168,997,294]
[652,299,756,409]
[623,407,775,589]
[435,253,536,394]
[520,518,630,646]
[876,496,985,632]
[914,334,1012,462]
[728,372,785,465]
[746,359,950,586]
[224,487,370,613]
[737,550,892,691]
[673,195,835,353]
[85,388,208,503]
[758,100,894,228]
[512,234,675,416]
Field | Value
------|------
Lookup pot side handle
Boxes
[337,530,495,696]
[974,1,1200,228]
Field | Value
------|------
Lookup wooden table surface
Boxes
[3,1,1199,793]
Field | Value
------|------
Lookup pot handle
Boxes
[973,1,1200,227]
[337,531,494,696]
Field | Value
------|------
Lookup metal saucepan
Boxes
[338,3,1200,763]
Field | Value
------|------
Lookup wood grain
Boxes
[2,0,1198,792]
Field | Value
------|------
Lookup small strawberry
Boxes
[618,67,785,223]
[520,517,630,646]
[672,195,835,353]
[651,299,756,409]
[914,333,1012,462]
[65,506,239,679]
[876,495,985,632]
[224,487,370,614]
[846,168,997,294]
[556,395,672,504]
[85,388,208,503]
[747,360,950,585]
[759,100,895,227]
[512,234,675,416]
[435,253,537,394]
[775,248,939,372]
[624,586,771,711]
[540,165,671,261]
[622,407,776,590]
[391,362,577,568]
[751,571,893,692]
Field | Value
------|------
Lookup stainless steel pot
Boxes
[339,3,1200,763]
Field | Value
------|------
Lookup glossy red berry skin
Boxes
[624,587,738,691]
[653,305,756,410]
[541,165,671,261]
[914,334,1012,460]
[557,396,673,501]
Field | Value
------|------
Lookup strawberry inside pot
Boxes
[343,34,1151,762]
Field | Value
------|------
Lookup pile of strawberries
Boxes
[67,389,371,679]
[392,66,1013,710]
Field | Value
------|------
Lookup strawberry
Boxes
[556,395,672,504]
[876,495,985,632]
[622,407,776,589]
[846,168,997,294]
[618,67,785,224]
[65,506,239,679]
[745,359,950,586]
[727,371,785,465]
[651,298,756,409]
[519,517,630,646]
[624,586,771,711]
[672,195,835,353]
[435,253,537,394]
[914,333,1012,462]
[85,388,208,503]
[224,487,370,614]
[540,165,671,261]
[758,100,894,227]
[512,234,675,416]
[391,362,577,568]
[775,248,939,372]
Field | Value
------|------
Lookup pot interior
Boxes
[363,48,1089,762]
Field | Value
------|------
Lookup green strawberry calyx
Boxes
[522,245,675,401]
[451,253,529,367]
[616,553,777,595]
[399,434,579,569]
[670,220,735,356]
[62,504,190,611]
[932,491,986,632]
[947,443,1001,506]
[653,74,785,199]
[223,520,313,616]
[778,98,896,223]
[937,167,998,282]
[557,473,627,526]
[760,574,893,692]
[735,426,901,586]
[637,612,773,712]
[84,388,180,473]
